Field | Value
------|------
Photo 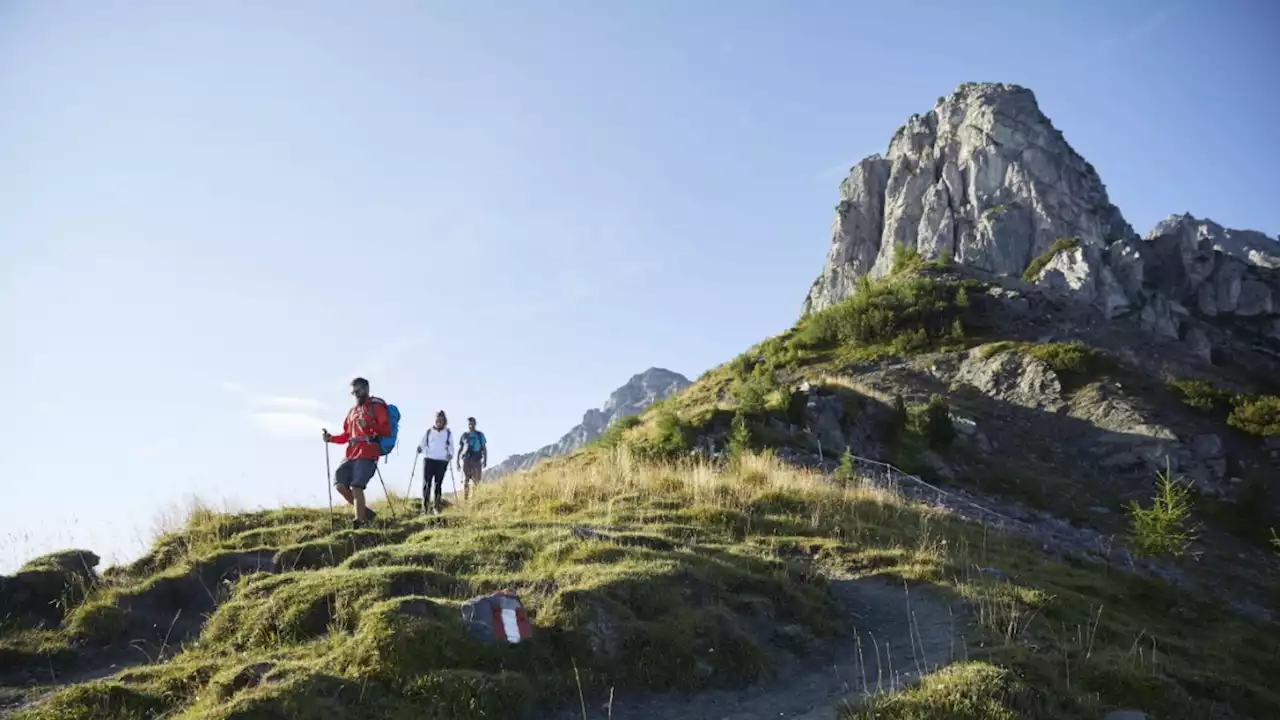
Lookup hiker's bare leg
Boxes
[335,484,354,504]
[352,487,368,520]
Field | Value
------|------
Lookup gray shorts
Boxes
[334,459,377,490]
[463,457,483,482]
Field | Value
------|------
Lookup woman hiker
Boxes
[417,410,453,514]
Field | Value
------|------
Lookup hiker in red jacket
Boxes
[322,377,392,528]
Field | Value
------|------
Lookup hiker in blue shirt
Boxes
[456,417,488,501]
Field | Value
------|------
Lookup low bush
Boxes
[596,415,643,450]
[920,394,955,449]
[794,275,973,359]
[891,244,923,274]
[1168,379,1236,414]
[1228,395,1280,436]
[1023,341,1099,377]
[629,407,694,462]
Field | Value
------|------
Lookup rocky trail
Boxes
[543,576,968,720]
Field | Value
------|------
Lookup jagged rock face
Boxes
[954,348,1063,413]
[1142,215,1280,319]
[804,82,1280,353]
[486,368,691,479]
[805,82,1133,312]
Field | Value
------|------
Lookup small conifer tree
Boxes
[726,411,751,463]
[834,447,856,487]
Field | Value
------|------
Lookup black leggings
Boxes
[423,458,449,503]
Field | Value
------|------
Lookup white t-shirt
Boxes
[419,426,453,460]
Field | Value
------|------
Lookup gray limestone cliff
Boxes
[803,82,1280,354]
[486,367,691,479]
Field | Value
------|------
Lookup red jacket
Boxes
[327,398,392,461]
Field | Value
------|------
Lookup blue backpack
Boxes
[462,430,486,458]
[370,397,400,459]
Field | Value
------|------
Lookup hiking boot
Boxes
[365,508,378,524]
[351,517,366,530]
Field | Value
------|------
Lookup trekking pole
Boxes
[448,462,460,507]
[324,441,334,531]
[375,466,397,520]
[404,457,418,500]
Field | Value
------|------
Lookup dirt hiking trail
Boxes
[544,574,970,720]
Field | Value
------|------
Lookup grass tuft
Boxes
[1022,237,1081,282]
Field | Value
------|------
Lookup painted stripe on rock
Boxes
[501,608,522,643]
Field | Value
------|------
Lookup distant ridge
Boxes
[485,367,691,479]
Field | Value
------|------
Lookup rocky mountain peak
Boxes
[486,367,691,479]
[805,82,1133,314]
[804,82,1280,356]
[600,367,691,418]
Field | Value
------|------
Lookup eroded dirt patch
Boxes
[544,575,969,720]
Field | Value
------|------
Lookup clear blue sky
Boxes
[2,0,1277,571]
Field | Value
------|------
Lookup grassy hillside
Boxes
[4,259,1279,719]
[3,449,1279,719]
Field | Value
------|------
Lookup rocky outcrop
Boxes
[803,82,1280,357]
[804,82,1133,313]
[486,368,691,479]
[954,348,1064,412]
[1137,214,1280,338]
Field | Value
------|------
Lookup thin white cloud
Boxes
[1086,2,1186,66]
[254,396,327,412]
[344,334,431,387]
[251,412,334,438]
[221,380,246,394]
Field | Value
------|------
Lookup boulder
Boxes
[1035,243,1130,318]
[804,393,846,454]
[1189,433,1225,460]
[955,347,1063,412]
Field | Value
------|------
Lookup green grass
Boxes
[5,449,1279,720]
[1022,237,1081,282]
[7,262,1280,719]
[843,662,1029,719]
[793,272,977,364]
[1167,379,1236,414]
[594,414,643,450]
[610,269,988,451]
[1023,341,1099,377]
